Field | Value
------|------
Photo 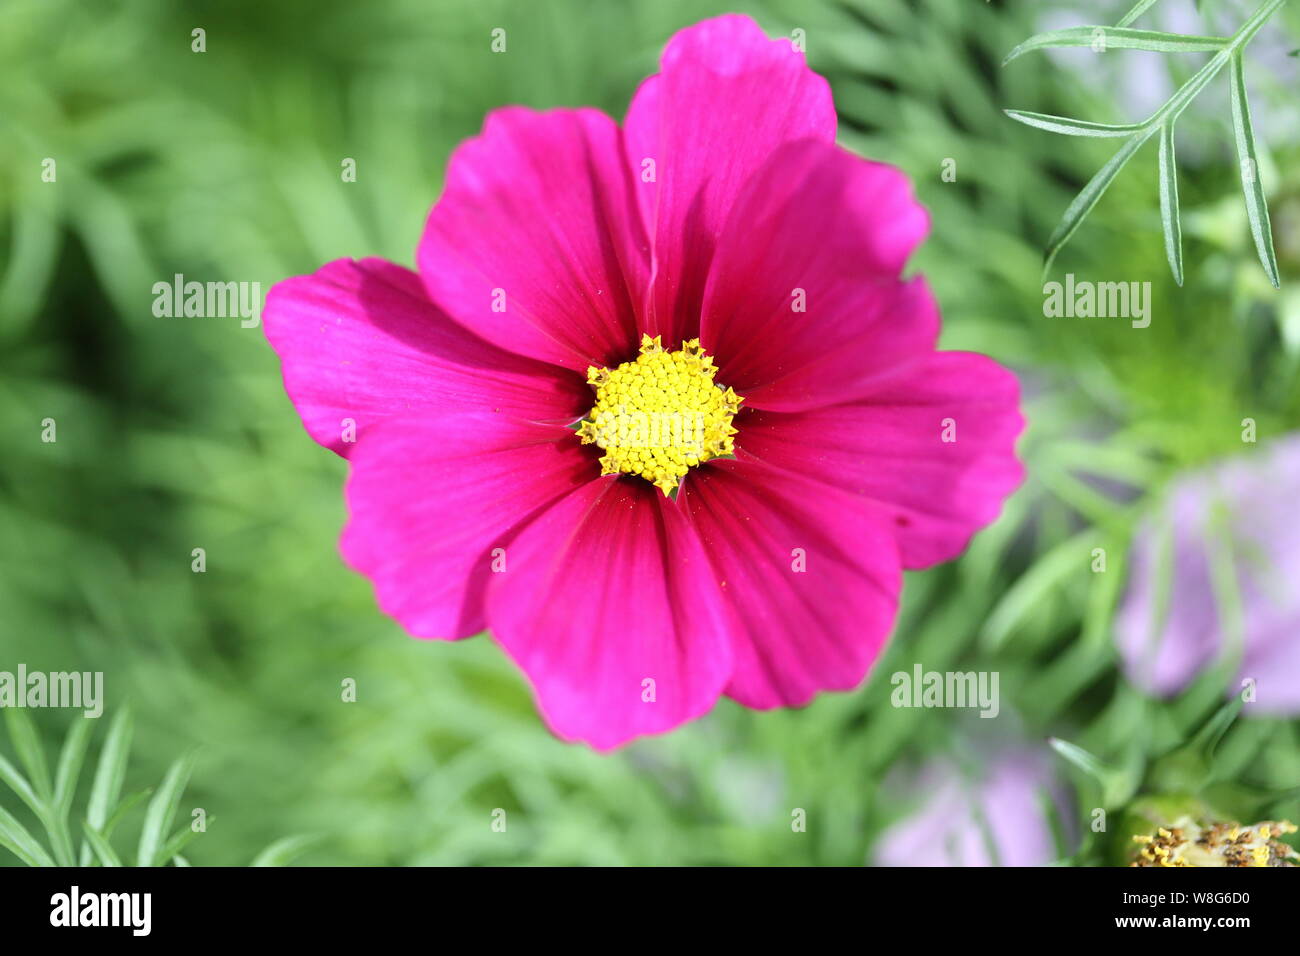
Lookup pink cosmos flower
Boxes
[263,15,1025,749]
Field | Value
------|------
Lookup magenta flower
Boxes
[263,15,1024,749]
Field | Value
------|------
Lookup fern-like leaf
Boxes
[1004,0,1286,284]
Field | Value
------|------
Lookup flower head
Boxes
[263,15,1024,749]
[1116,434,1300,714]
[1132,819,1299,867]
[578,334,742,496]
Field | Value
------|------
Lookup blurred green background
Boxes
[2,0,1298,865]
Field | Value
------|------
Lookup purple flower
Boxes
[873,753,1069,867]
[1115,435,1300,714]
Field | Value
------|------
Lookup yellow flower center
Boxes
[577,335,742,496]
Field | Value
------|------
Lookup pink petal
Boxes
[624,14,836,346]
[678,459,902,709]
[263,258,588,456]
[341,413,596,640]
[737,352,1026,569]
[700,139,935,412]
[486,477,733,750]
[418,107,649,373]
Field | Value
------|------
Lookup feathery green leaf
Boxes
[83,823,124,867]
[1157,123,1184,286]
[0,805,55,867]
[1005,111,1147,137]
[0,752,44,818]
[54,718,95,815]
[136,750,196,867]
[250,834,321,867]
[1227,52,1280,287]
[1004,26,1226,65]
[86,706,131,831]
[1006,0,1286,283]
[1118,0,1164,28]
[4,707,52,802]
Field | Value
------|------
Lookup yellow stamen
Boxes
[1130,817,1299,867]
[577,334,742,496]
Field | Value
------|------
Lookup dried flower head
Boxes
[1131,818,1299,867]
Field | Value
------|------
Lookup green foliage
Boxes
[1004,0,1286,285]
[0,709,312,867]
